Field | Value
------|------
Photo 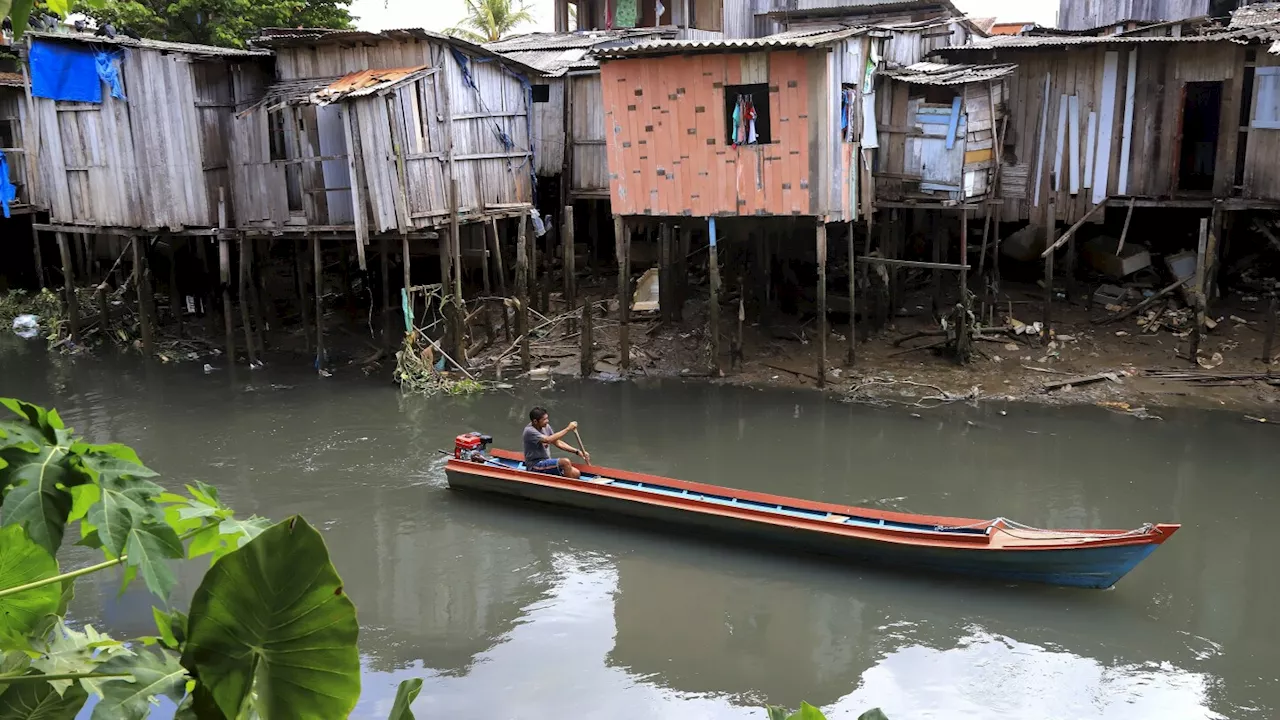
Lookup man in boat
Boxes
[524,407,590,478]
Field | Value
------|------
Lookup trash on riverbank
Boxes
[395,330,487,396]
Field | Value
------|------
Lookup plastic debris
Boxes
[12,314,39,339]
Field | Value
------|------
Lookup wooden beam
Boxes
[857,256,967,271]
[450,177,465,363]
[1041,198,1108,258]
[57,232,79,343]
[219,236,234,360]
[617,215,631,375]
[314,234,325,368]
[516,213,531,372]
[238,239,257,365]
[564,205,577,324]
[1116,197,1136,256]
[342,106,368,270]
[816,222,828,388]
[847,220,856,365]
[31,225,45,289]
[707,217,721,376]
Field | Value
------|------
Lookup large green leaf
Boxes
[90,648,187,720]
[182,517,360,719]
[30,621,129,698]
[0,671,89,719]
[0,527,60,648]
[0,401,92,557]
[123,524,184,600]
[388,678,422,720]
[87,474,166,560]
[857,710,889,720]
[791,704,827,720]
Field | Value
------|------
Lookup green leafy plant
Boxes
[444,0,533,44]
[0,398,421,719]
[766,704,890,720]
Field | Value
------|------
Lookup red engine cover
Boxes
[454,433,484,458]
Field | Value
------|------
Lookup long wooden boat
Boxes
[444,447,1179,589]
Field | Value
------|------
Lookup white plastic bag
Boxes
[12,314,39,339]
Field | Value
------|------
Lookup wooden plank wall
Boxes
[1244,51,1280,200]
[229,63,287,227]
[600,49,824,218]
[193,62,236,224]
[0,87,30,204]
[951,42,1247,224]
[1058,0,1210,31]
[570,73,609,196]
[532,76,564,177]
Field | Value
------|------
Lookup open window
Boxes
[724,84,771,146]
[531,84,551,103]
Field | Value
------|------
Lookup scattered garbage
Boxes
[12,314,39,339]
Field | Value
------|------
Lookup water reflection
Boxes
[0,347,1275,719]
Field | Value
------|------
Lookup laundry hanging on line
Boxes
[731,94,758,146]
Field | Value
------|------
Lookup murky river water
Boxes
[2,340,1277,719]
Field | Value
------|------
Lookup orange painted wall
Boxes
[601,50,819,218]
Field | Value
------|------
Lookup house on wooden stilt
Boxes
[241,28,543,362]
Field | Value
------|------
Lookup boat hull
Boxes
[444,453,1177,590]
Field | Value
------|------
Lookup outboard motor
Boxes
[454,432,493,462]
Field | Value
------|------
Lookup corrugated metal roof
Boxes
[316,65,430,101]
[251,27,542,75]
[485,29,677,76]
[594,25,869,59]
[0,71,24,87]
[1232,3,1280,28]
[755,0,959,14]
[943,24,1280,50]
[26,30,269,57]
[881,61,1016,84]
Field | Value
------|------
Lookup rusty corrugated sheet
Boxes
[881,61,1017,85]
[317,66,429,100]
[0,72,24,87]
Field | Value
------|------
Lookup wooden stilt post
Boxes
[486,219,510,341]
[816,221,828,388]
[677,223,691,321]
[1263,293,1277,365]
[340,244,355,311]
[563,204,576,329]
[1208,202,1224,312]
[196,238,216,339]
[314,234,325,368]
[616,215,631,375]
[249,240,270,350]
[31,225,46,289]
[57,232,80,343]
[238,238,257,365]
[219,235,234,360]
[930,214,943,318]
[401,234,412,334]
[581,297,594,378]
[528,213,539,314]
[957,209,971,364]
[97,274,110,335]
[295,237,311,352]
[707,217,721,376]
[449,178,465,363]
[1191,217,1210,363]
[516,212,531,372]
[480,226,491,297]
[1065,213,1078,302]
[1042,201,1055,343]
[134,236,155,356]
[169,238,183,338]
[379,236,391,349]
[659,221,672,323]
[847,220,856,365]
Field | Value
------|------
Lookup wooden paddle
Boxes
[573,427,588,464]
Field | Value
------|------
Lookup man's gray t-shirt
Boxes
[523,423,552,466]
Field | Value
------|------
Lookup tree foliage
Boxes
[69,0,354,47]
[445,0,533,44]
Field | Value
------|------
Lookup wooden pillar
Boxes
[238,238,258,365]
[96,277,110,334]
[134,236,155,357]
[486,219,510,341]
[1042,201,1055,342]
[563,204,576,324]
[295,237,311,351]
[1191,217,1211,363]
[480,226,492,296]
[340,244,355,310]
[313,234,325,368]
[930,214,943,318]
[169,238,183,338]
[449,178,465,363]
[401,234,413,333]
[847,220,856,365]
[247,240,268,351]
[196,237,216,339]
[56,232,80,343]
[219,236,234,360]
[1208,202,1224,313]
[528,214,540,314]
[379,236,391,349]
[1263,293,1277,365]
[658,221,673,323]
[580,297,594,378]
[957,209,971,364]
[677,223,691,321]
[516,213,531,372]
[1064,212,1078,302]
[31,225,46,290]
[816,221,828,388]
[616,215,631,375]
[707,217,721,376]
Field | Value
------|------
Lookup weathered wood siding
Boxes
[240,38,533,232]
[570,73,609,196]
[532,77,564,176]
[1058,0,1211,31]
[1244,51,1280,200]
[31,44,257,228]
[949,42,1254,223]
[600,49,829,218]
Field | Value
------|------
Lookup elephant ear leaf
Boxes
[0,670,90,718]
[90,647,187,720]
[388,678,423,720]
[181,516,360,720]
[857,709,890,720]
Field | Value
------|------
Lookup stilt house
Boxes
[0,51,31,217]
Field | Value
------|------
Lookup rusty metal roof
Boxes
[943,23,1280,51]
[251,27,542,75]
[881,61,1016,85]
[0,71,24,87]
[485,28,677,75]
[316,65,430,101]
